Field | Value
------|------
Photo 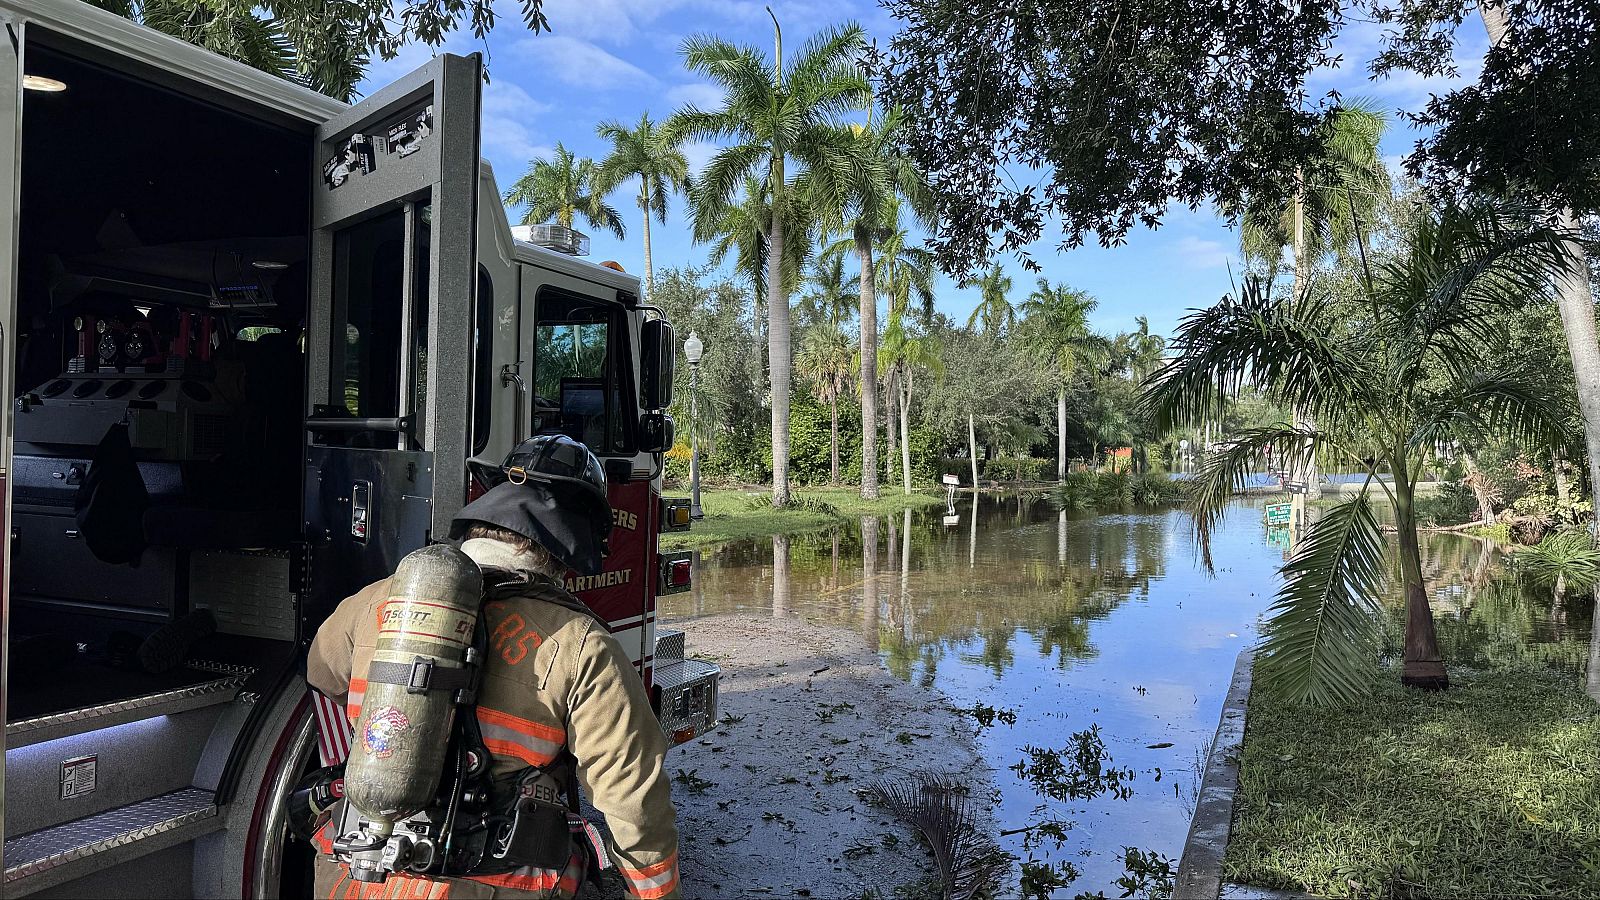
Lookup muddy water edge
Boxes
[660,495,1594,897]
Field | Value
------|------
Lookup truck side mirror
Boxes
[639,319,675,411]
[639,412,674,454]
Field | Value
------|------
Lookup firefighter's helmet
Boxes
[451,435,612,575]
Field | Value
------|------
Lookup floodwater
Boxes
[659,495,1596,896]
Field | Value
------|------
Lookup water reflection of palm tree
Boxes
[861,516,880,651]
[901,508,915,643]
[969,492,978,570]
[772,533,790,619]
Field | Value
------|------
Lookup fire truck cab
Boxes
[0,2,718,895]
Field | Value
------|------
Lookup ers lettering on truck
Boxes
[0,4,718,896]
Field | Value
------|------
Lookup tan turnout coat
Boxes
[306,538,681,899]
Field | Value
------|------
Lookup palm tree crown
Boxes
[672,18,870,507]
[1020,279,1100,380]
[596,113,691,299]
[1241,101,1389,274]
[966,265,1015,334]
[503,143,626,239]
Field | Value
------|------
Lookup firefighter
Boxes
[305,434,681,899]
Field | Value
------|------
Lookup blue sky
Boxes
[361,2,1489,341]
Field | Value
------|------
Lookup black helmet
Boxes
[450,435,612,575]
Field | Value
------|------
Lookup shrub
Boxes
[987,455,1049,483]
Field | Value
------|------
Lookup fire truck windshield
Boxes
[533,288,634,455]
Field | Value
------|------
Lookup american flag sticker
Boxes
[312,690,352,766]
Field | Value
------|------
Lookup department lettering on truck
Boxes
[0,3,718,897]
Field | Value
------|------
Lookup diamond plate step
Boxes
[656,658,718,743]
[3,787,221,897]
[654,628,685,661]
[5,672,250,750]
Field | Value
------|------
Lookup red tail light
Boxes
[658,551,692,594]
[669,558,691,588]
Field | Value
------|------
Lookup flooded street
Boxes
[661,495,1595,895]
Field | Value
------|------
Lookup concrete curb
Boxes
[1174,648,1255,900]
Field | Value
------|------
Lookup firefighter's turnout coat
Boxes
[307,538,682,899]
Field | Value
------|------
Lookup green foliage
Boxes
[1049,473,1182,510]
[873,0,1340,273]
[1227,663,1600,898]
[1514,530,1600,591]
[1254,496,1388,705]
[93,0,549,101]
[503,143,625,237]
[984,455,1048,483]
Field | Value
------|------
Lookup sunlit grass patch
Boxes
[1225,663,1600,897]
[659,488,946,549]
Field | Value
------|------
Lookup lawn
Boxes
[658,486,946,549]
[1225,663,1600,898]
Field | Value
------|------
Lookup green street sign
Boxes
[1265,503,1293,525]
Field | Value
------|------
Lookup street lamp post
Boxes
[684,331,704,519]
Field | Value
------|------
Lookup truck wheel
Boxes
[242,695,322,898]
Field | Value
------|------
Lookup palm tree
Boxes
[797,254,855,332]
[1143,203,1570,703]
[880,288,944,494]
[695,176,810,343]
[503,143,626,238]
[826,211,935,485]
[1240,101,1388,499]
[1021,279,1100,483]
[673,17,869,508]
[966,265,1015,335]
[1124,316,1166,383]
[821,106,933,502]
[796,325,855,484]
[596,114,691,301]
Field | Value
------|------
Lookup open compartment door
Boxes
[302,53,482,626]
[0,10,23,856]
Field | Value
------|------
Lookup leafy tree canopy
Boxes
[85,0,549,101]
[872,0,1344,275]
[1371,0,1600,212]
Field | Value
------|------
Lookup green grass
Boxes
[1226,663,1600,898]
[659,487,946,549]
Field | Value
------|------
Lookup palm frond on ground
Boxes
[864,774,1008,900]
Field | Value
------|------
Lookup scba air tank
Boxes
[346,544,483,838]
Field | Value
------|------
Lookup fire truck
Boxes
[0,1,719,895]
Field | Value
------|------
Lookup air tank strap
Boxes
[366,656,478,697]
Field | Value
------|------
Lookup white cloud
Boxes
[663,81,725,111]
[681,140,720,176]
[1174,236,1231,271]
[479,81,552,162]
[512,35,657,91]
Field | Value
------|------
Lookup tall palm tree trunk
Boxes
[1393,455,1448,689]
[768,166,792,508]
[1057,386,1068,483]
[899,379,912,495]
[640,183,655,300]
[885,375,898,483]
[1462,450,1497,525]
[1292,177,1322,501]
[858,234,880,500]
[1481,2,1600,701]
[829,396,840,486]
[968,413,980,490]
